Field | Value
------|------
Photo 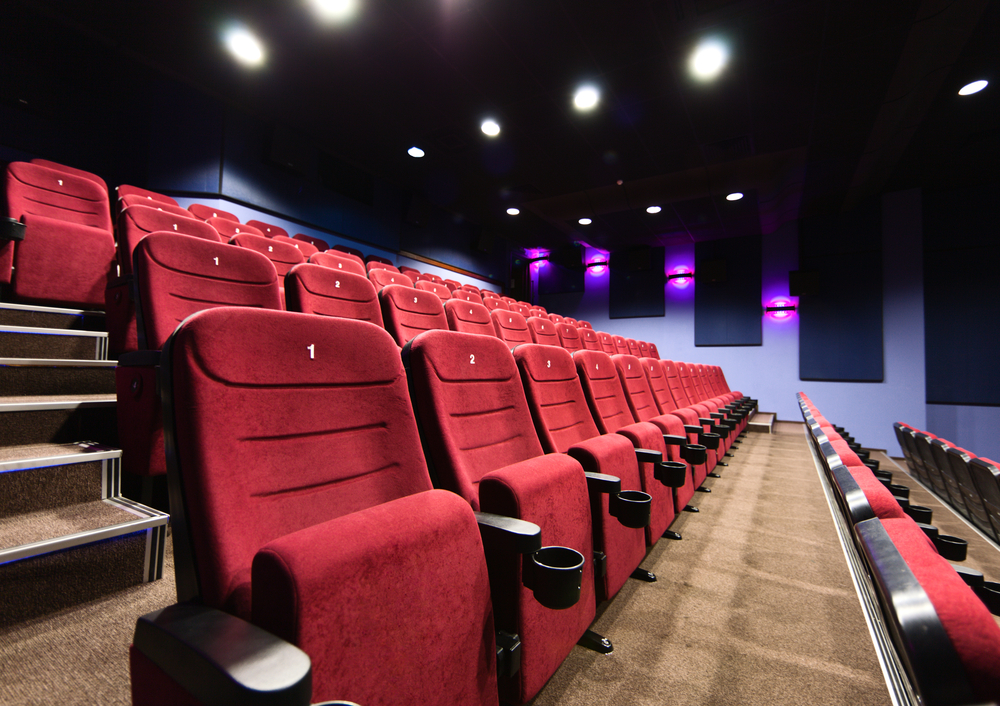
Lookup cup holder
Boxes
[978,581,1000,616]
[905,504,933,524]
[934,534,968,562]
[700,433,721,450]
[610,490,652,529]
[888,483,910,499]
[656,461,688,488]
[523,546,584,610]
[682,444,708,466]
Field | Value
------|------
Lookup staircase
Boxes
[0,302,168,627]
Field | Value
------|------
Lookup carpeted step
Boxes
[0,301,106,332]
[0,396,118,447]
[0,325,108,360]
[0,442,121,514]
[0,358,115,396]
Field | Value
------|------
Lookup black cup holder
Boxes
[523,546,584,610]
[905,504,933,524]
[682,444,708,466]
[700,433,721,450]
[978,581,1000,616]
[934,534,968,562]
[610,490,652,529]
[888,483,910,499]
[656,460,688,488]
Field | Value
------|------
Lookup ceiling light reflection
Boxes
[224,27,265,66]
[690,39,728,80]
[573,85,600,111]
[481,119,500,137]
[959,80,988,95]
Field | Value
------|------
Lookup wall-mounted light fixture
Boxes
[667,268,694,287]
[764,299,797,320]
[586,257,608,275]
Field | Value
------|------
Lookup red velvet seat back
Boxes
[451,289,484,305]
[483,296,509,312]
[660,360,691,407]
[612,354,661,424]
[556,323,583,352]
[648,342,660,359]
[415,280,452,301]
[528,307,546,318]
[116,184,178,209]
[231,233,304,278]
[283,265,381,327]
[443,278,461,292]
[675,361,702,405]
[366,260,400,274]
[116,205,220,276]
[399,265,422,279]
[612,336,630,356]
[118,194,192,219]
[187,203,238,222]
[580,328,602,351]
[132,232,282,350]
[547,313,565,325]
[416,272,444,285]
[309,250,367,277]
[597,332,617,355]
[562,317,578,326]
[491,310,532,346]
[573,350,640,435]
[641,357,678,414]
[404,330,545,509]
[31,159,108,196]
[163,309,434,618]
[6,162,112,231]
[460,283,481,294]
[576,320,592,329]
[638,341,650,358]
[292,234,327,251]
[367,267,413,291]
[445,300,497,337]
[625,338,641,357]
[207,217,263,240]
[510,302,532,318]
[245,219,288,239]
[526,316,560,346]
[379,284,448,347]
[274,235,318,258]
[331,243,363,261]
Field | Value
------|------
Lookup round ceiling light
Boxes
[506,207,520,216]
[573,85,600,111]
[578,218,593,225]
[646,206,662,214]
[689,39,728,80]
[481,119,500,137]
[309,0,357,22]
[726,192,744,201]
[959,80,988,96]
[407,146,425,158]
[224,27,265,66]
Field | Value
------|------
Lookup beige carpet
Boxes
[531,423,890,706]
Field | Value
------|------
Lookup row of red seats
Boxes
[799,394,1000,704]
[130,306,754,705]
[894,423,1000,545]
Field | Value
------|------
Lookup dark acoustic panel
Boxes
[798,200,883,382]
[610,246,665,319]
[923,183,1000,406]
[538,262,584,296]
[694,236,761,346]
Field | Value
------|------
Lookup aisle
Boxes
[532,422,890,706]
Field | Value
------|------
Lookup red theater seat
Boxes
[509,302,532,318]
[207,218,263,240]
[274,235,318,258]
[365,260,399,274]
[415,280,452,301]
[612,336,630,356]
[526,316,560,346]
[285,264,382,326]
[230,233,304,307]
[245,219,288,239]
[555,323,583,352]
[580,328,602,351]
[491,310,532,347]
[596,331,617,356]
[187,203,238,223]
[309,249,366,277]
[367,267,413,292]
[547,314,565,325]
[483,296,509,312]
[576,320,592,330]
[331,243,363,261]
[291,233,327,251]
[451,289,484,305]
[399,265,422,279]
[379,284,448,347]
[445,300,496,337]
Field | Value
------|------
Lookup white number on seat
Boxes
[213,257,219,266]
[268,246,273,252]
[307,344,315,360]
[547,360,551,368]
[335,281,341,288]
[414,297,419,303]
[172,224,178,231]
[470,354,476,365]
[58,179,63,186]
[338,263,343,269]
[596,363,599,370]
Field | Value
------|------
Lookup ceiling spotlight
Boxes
[481,119,500,137]
[573,85,600,111]
[726,192,744,201]
[646,206,662,214]
[689,39,728,80]
[959,80,988,96]
[224,27,265,66]
[407,146,425,158]
[578,217,592,225]
[309,0,357,22]
[507,207,520,216]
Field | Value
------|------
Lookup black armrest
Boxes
[662,435,686,446]
[1,217,26,242]
[683,425,702,435]
[118,350,162,367]
[633,448,663,465]
[710,413,723,420]
[584,472,621,495]
[133,603,313,706]
[475,511,541,555]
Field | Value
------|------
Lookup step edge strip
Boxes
[0,302,105,317]
[0,325,108,338]
[0,514,169,565]
[0,357,116,367]
[0,449,122,474]
[0,398,117,412]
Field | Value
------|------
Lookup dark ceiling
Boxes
[7,0,999,254]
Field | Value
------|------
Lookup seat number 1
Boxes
[307,344,315,360]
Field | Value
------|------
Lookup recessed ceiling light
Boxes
[690,39,728,80]
[507,207,520,215]
[224,27,265,67]
[407,146,425,158]
[578,217,592,225]
[481,119,500,137]
[646,206,662,214]
[308,0,357,22]
[573,85,600,111]
[726,192,744,201]
[959,80,988,96]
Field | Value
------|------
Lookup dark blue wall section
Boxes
[923,183,1000,406]
[799,200,883,381]
[399,208,509,284]
[146,78,224,195]
[694,236,762,346]
[609,247,665,319]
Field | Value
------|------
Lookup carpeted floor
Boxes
[0,423,895,705]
